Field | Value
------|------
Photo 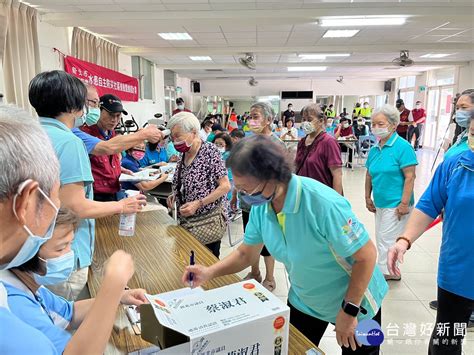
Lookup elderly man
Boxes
[395,99,414,140]
[0,105,142,354]
[72,85,163,157]
[80,94,131,202]
[29,70,146,300]
[172,97,191,115]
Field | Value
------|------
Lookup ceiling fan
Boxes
[248,77,258,86]
[336,76,344,84]
[392,50,415,67]
[239,53,256,70]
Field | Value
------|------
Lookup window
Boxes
[132,56,154,100]
[427,67,455,86]
[400,91,415,109]
[399,76,416,89]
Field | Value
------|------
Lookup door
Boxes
[436,87,453,148]
[424,88,440,149]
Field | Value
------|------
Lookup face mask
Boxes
[327,119,334,127]
[358,121,364,126]
[301,121,316,135]
[248,120,265,133]
[456,110,470,128]
[84,107,100,126]
[1,182,59,270]
[174,136,192,153]
[288,107,293,112]
[415,104,421,109]
[177,104,184,110]
[217,147,226,154]
[33,250,75,285]
[277,122,283,128]
[240,188,275,207]
[363,104,368,108]
[131,150,145,161]
[342,123,350,129]
[372,127,391,139]
[468,134,474,152]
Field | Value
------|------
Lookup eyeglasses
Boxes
[237,181,267,196]
[87,99,99,108]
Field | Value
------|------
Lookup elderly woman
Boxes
[182,135,388,353]
[296,103,343,195]
[0,106,141,354]
[365,104,418,281]
[240,102,287,291]
[388,111,474,354]
[444,90,474,159]
[166,112,231,258]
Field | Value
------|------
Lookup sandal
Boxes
[262,279,276,292]
[243,272,262,283]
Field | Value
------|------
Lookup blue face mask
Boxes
[85,107,101,126]
[33,250,75,285]
[240,187,275,207]
[456,110,470,128]
[1,181,59,270]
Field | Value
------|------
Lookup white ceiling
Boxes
[26,0,474,80]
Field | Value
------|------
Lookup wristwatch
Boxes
[341,300,367,317]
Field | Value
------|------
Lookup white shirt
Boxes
[199,128,210,141]
[281,127,298,139]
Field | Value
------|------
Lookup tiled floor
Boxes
[219,149,473,355]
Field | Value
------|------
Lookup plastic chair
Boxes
[357,134,377,165]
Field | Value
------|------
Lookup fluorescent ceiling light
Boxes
[420,53,452,58]
[288,67,327,72]
[189,56,212,61]
[320,17,406,27]
[158,32,192,40]
[323,30,359,38]
[298,53,351,60]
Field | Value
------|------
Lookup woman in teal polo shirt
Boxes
[365,105,418,281]
[182,135,388,354]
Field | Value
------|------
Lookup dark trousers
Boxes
[398,131,408,140]
[94,193,118,202]
[429,287,474,355]
[205,240,221,259]
[242,210,270,257]
[407,124,424,149]
[288,302,381,354]
[339,144,354,165]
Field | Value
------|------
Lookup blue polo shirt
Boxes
[0,282,59,354]
[121,153,141,191]
[444,133,468,159]
[40,118,95,269]
[71,127,101,154]
[0,271,73,353]
[366,133,418,208]
[244,175,388,323]
[416,150,474,300]
[140,145,168,167]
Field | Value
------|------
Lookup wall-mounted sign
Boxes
[176,86,183,93]
[418,85,426,92]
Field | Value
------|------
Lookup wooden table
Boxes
[89,210,324,355]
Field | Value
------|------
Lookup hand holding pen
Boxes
[181,250,214,288]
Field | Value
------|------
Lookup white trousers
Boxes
[375,207,412,274]
[46,267,89,301]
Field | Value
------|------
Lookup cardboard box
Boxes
[141,280,290,355]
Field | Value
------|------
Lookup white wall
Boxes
[414,72,428,105]
[458,61,474,92]
[176,75,193,110]
[37,21,70,71]
[119,53,166,126]
[194,78,385,98]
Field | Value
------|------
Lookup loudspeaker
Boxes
[192,81,200,93]
[384,80,392,92]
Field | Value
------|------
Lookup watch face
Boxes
[344,302,360,317]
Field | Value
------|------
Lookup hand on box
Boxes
[182,264,213,288]
[120,288,148,306]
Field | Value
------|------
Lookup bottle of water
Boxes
[119,190,141,237]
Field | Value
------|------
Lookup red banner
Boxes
[64,56,139,102]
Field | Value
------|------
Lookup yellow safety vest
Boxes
[325,109,336,118]
[360,107,372,117]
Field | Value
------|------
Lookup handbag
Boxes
[179,205,226,245]
[175,157,226,245]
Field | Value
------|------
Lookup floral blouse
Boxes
[173,141,228,218]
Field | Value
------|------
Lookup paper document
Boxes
[119,169,161,182]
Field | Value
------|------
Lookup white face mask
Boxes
[217,147,226,154]
[372,127,391,139]
[342,122,350,129]
[177,104,184,110]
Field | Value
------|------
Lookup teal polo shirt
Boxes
[40,118,95,269]
[444,133,468,159]
[366,133,418,208]
[244,175,388,323]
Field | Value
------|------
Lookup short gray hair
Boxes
[301,103,324,120]
[372,104,400,126]
[0,105,59,201]
[167,111,200,133]
[250,102,275,122]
